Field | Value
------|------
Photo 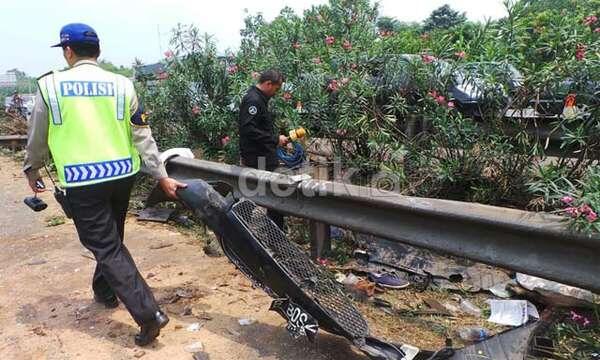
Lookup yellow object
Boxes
[289,127,307,141]
[38,66,140,187]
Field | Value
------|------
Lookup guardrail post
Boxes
[310,156,331,259]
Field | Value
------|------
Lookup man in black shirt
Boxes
[238,70,288,229]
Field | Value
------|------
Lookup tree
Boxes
[98,60,134,78]
[423,4,466,32]
[377,16,400,33]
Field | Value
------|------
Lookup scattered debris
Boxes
[360,235,511,292]
[192,352,210,360]
[516,273,595,307]
[423,299,453,316]
[457,326,489,342]
[146,272,156,279]
[80,252,95,261]
[184,341,204,353]
[137,207,176,223]
[238,318,256,326]
[149,242,174,250]
[452,320,544,359]
[31,326,46,336]
[45,215,66,227]
[487,300,539,326]
[133,350,146,358]
[488,279,516,298]
[173,214,194,227]
[186,323,203,332]
[457,297,482,317]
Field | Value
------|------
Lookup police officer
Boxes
[238,70,288,229]
[23,23,186,346]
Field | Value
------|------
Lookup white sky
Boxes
[0,0,506,76]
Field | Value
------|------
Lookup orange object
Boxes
[565,94,576,108]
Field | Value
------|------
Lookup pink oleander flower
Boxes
[221,136,231,147]
[455,51,466,59]
[325,35,335,46]
[164,50,174,59]
[340,77,351,85]
[576,44,587,61]
[570,310,591,327]
[191,105,201,115]
[421,54,436,64]
[342,39,352,50]
[565,207,579,218]
[561,196,574,205]
[594,28,600,33]
[436,95,446,106]
[313,57,322,65]
[227,64,238,75]
[586,211,598,223]
[583,15,598,26]
[350,63,358,70]
[447,101,455,108]
[327,80,339,92]
[282,92,292,101]
[579,204,593,215]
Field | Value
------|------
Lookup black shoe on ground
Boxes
[94,294,119,309]
[135,311,169,346]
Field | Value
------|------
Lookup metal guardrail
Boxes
[163,156,600,293]
[0,135,27,149]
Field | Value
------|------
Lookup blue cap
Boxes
[51,23,100,48]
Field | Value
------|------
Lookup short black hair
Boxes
[259,69,284,84]
[65,42,100,58]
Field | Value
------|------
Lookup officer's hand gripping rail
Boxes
[168,178,450,360]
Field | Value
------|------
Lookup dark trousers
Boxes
[241,157,285,230]
[66,175,159,326]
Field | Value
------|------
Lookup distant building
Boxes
[0,72,17,88]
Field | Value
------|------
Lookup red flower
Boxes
[428,90,439,98]
[313,57,322,65]
[282,92,292,101]
[164,50,174,59]
[292,42,301,50]
[583,15,598,26]
[251,71,260,80]
[575,44,587,61]
[325,35,335,46]
[191,105,201,115]
[327,80,339,92]
[421,54,436,64]
[436,96,446,106]
[157,71,169,80]
[342,39,352,50]
[454,51,466,59]
[227,64,239,74]
[221,136,231,147]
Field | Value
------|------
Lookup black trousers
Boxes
[241,157,285,230]
[66,175,159,326]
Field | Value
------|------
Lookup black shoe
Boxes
[94,294,119,309]
[135,311,169,346]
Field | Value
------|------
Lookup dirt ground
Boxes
[0,154,371,360]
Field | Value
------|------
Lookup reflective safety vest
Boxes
[38,63,140,187]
